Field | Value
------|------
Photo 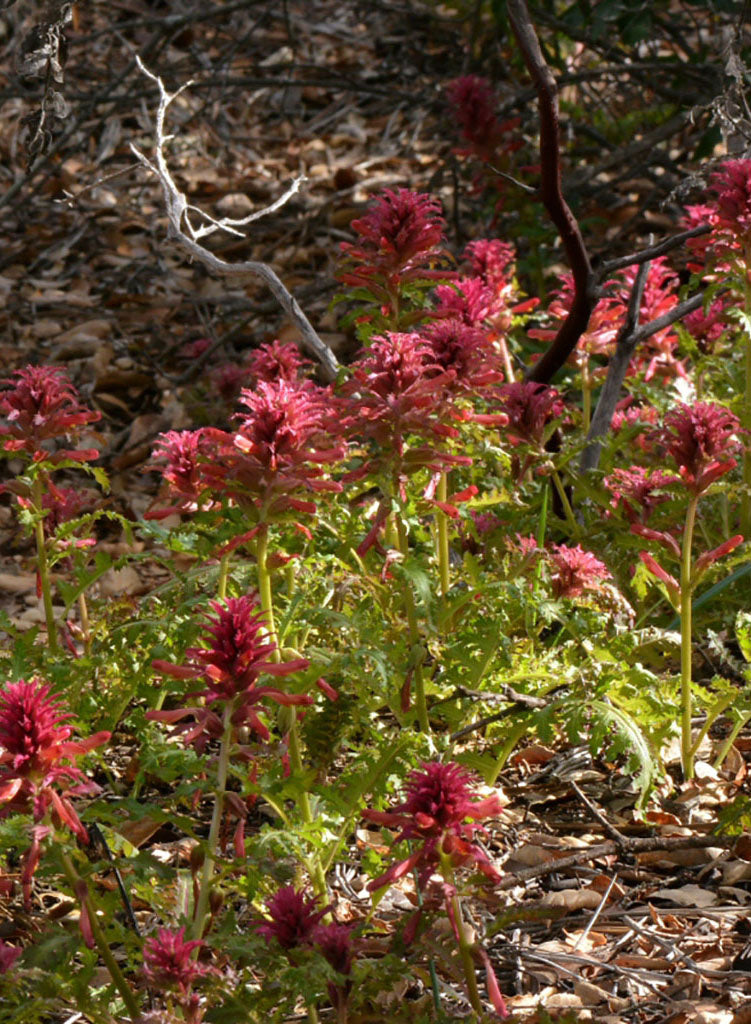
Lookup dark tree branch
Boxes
[507,0,597,386]
[601,224,711,276]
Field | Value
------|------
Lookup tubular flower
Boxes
[548,544,611,599]
[341,331,464,466]
[464,238,516,290]
[434,277,500,326]
[245,340,312,384]
[0,365,100,462]
[363,761,502,890]
[604,466,679,523]
[151,429,215,502]
[147,595,311,747]
[256,885,328,950]
[210,363,251,404]
[422,319,503,391]
[338,188,452,309]
[710,160,751,241]
[528,273,626,364]
[445,76,522,165]
[659,402,741,494]
[143,926,211,995]
[495,381,564,448]
[200,379,343,522]
[0,680,109,902]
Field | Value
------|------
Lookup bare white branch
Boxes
[129,57,339,382]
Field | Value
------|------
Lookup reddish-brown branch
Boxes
[507,0,596,385]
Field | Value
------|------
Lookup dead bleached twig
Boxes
[129,58,339,383]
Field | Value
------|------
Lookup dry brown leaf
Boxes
[651,883,718,907]
[574,980,610,1004]
[540,890,603,911]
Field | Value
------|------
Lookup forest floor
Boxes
[2,2,751,1022]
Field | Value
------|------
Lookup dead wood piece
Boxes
[129,59,339,383]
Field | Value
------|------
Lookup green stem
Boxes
[78,593,91,655]
[192,702,233,940]
[714,710,751,771]
[581,356,591,433]
[435,472,451,599]
[551,470,579,538]
[441,856,483,1017]
[287,721,328,900]
[487,717,529,786]
[256,527,327,899]
[217,552,230,601]
[394,514,430,733]
[743,261,751,537]
[689,693,737,760]
[32,475,58,654]
[60,851,141,1019]
[411,846,441,1015]
[680,495,699,781]
[255,529,278,649]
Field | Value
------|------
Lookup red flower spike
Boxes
[313,921,355,1014]
[659,402,741,495]
[422,319,503,391]
[464,238,516,290]
[0,365,100,462]
[147,595,311,749]
[363,761,502,892]
[548,544,611,599]
[143,927,210,995]
[151,429,216,505]
[339,188,448,291]
[528,271,626,365]
[495,381,564,448]
[0,680,109,900]
[256,885,328,950]
[434,277,500,326]
[710,160,751,240]
[617,258,684,381]
[246,340,312,384]
[446,76,522,165]
[312,922,354,976]
[210,363,251,404]
[684,296,730,354]
[200,379,344,520]
[605,466,679,524]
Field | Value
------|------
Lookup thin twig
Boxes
[497,833,736,890]
[570,780,628,845]
[579,258,650,473]
[601,224,712,275]
[507,0,597,386]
